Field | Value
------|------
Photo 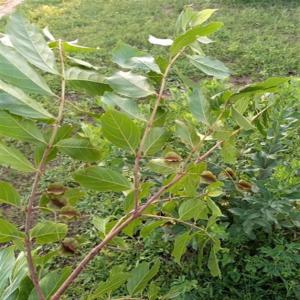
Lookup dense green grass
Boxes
[23,0,300,80]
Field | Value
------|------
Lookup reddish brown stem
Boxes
[24,40,66,300]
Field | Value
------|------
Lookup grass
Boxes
[22,0,300,80]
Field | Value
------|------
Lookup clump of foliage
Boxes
[0,4,298,300]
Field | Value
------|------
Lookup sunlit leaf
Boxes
[73,166,131,192]
[188,55,230,79]
[7,14,58,74]
[106,71,155,98]
[0,219,24,243]
[0,111,45,143]
[30,221,68,244]
[0,43,53,95]
[231,107,254,130]
[0,142,35,172]
[56,137,101,162]
[0,181,20,207]
[101,110,141,153]
[101,91,146,121]
[65,67,111,96]
[0,80,54,120]
[171,22,223,55]
[143,127,168,155]
[148,35,173,46]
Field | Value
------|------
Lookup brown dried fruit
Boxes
[50,197,67,209]
[164,151,182,163]
[237,180,252,191]
[61,238,78,254]
[224,167,236,180]
[201,171,217,183]
[47,184,66,196]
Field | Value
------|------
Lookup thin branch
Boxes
[51,62,271,300]
[133,50,184,211]
[142,213,207,232]
[24,40,66,300]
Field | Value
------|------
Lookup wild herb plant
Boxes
[0,6,293,300]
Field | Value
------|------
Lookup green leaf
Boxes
[0,111,45,143]
[147,158,180,175]
[143,127,168,155]
[172,231,192,264]
[192,9,218,26]
[30,221,68,244]
[0,43,54,96]
[140,220,166,238]
[7,14,58,74]
[0,219,24,243]
[101,91,146,121]
[171,22,223,55]
[0,181,20,207]
[0,247,15,294]
[73,166,131,192]
[189,55,230,79]
[101,110,141,153]
[220,139,237,164]
[89,272,128,300]
[0,142,35,172]
[1,250,28,300]
[127,260,160,296]
[207,198,222,217]
[28,267,72,300]
[106,71,155,98]
[49,40,95,53]
[179,198,207,221]
[148,282,160,300]
[0,80,54,120]
[175,120,200,148]
[230,77,290,101]
[65,67,111,96]
[188,86,210,125]
[231,107,254,130]
[208,246,221,277]
[56,137,101,162]
[112,42,161,73]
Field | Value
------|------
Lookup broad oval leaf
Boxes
[179,198,207,221]
[0,181,20,207]
[171,22,223,55]
[188,86,210,125]
[0,219,24,243]
[0,43,53,95]
[192,9,218,26]
[231,107,255,130]
[112,42,161,73]
[65,67,111,96]
[73,166,131,192]
[30,221,68,244]
[0,111,45,143]
[143,127,168,155]
[106,71,155,98]
[0,142,35,172]
[127,260,160,296]
[28,267,72,300]
[56,137,101,162]
[101,110,141,153]
[0,80,54,120]
[147,158,180,175]
[7,14,58,74]
[101,92,146,121]
[189,55,230,79]
[172,231,192,264]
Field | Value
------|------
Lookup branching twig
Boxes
[133,50,184,211]
[24,40,66,300]
[51,59,270,300]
